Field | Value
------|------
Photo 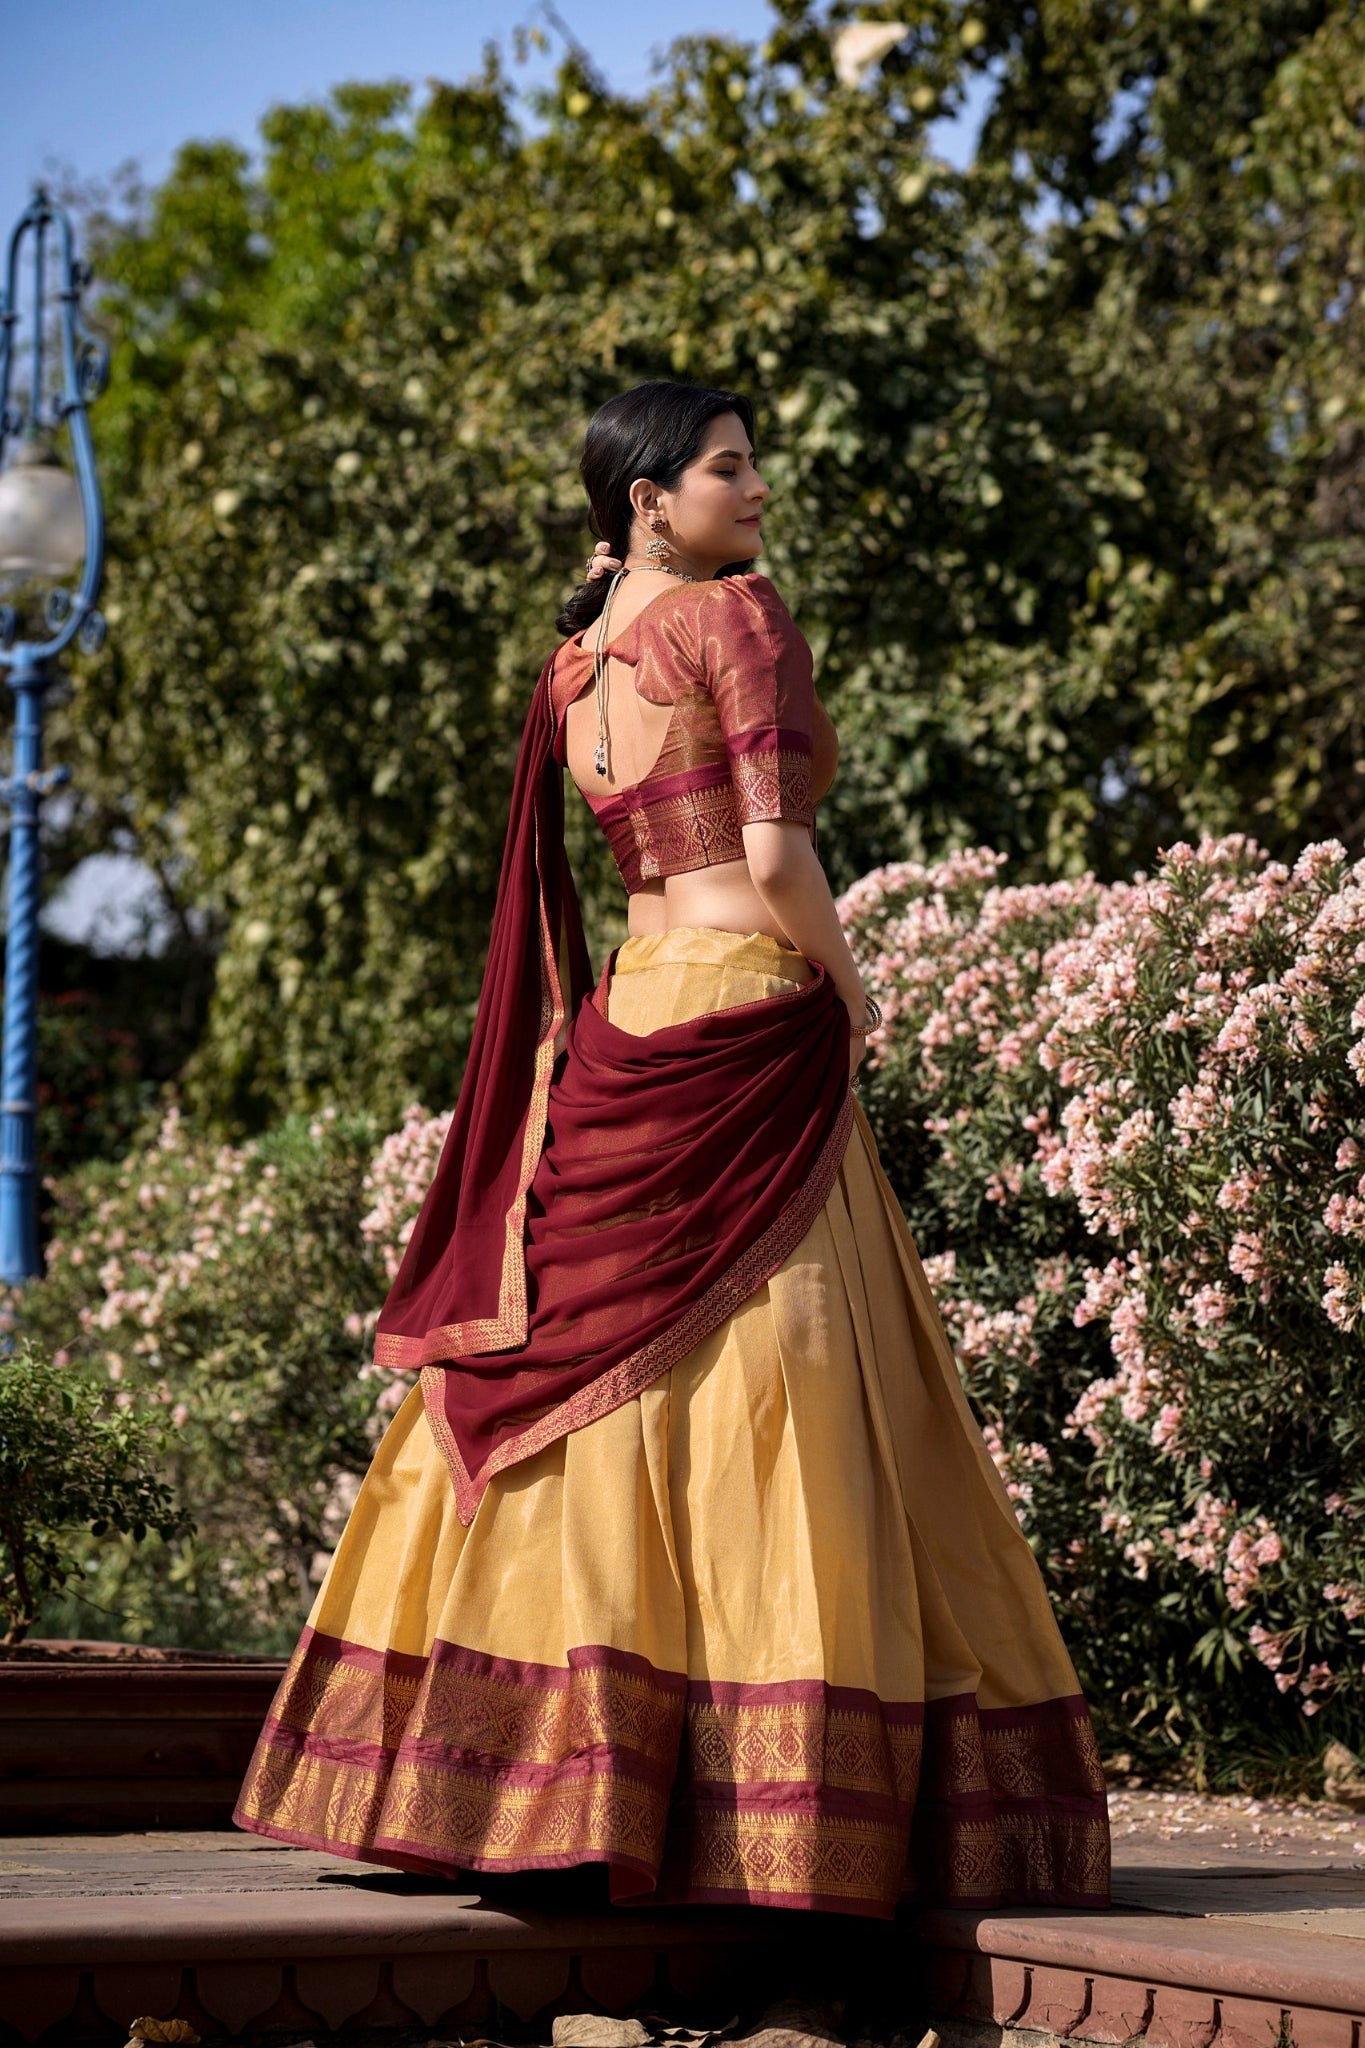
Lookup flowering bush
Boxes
[14,1103,392,1650]
[841,836,1365,1786]
[356,1103,453,1416]
[18,834,1365,1781]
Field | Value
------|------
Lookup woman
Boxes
[234,381,1111,1921]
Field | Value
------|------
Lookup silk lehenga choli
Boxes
[234,573,1111,1919]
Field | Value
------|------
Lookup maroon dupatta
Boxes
[373,654,853,1522]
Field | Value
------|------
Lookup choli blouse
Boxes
[549,572,839,896]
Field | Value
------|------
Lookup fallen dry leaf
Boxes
[552,2023,653,2048]
[732,1998,846,2048]
[636,2012,740,2048]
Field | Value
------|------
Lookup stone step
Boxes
[2,1827,1363,2045]
[0,1885,828,2045]
[916,1901,1364,2048]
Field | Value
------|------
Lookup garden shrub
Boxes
[840,834,1365,1788]
[0,1339,186,1645]
[33,989,149,1176]
[13,1103,390,1651]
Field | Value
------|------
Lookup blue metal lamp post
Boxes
[0,189,109,1284]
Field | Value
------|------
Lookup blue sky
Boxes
[4,1,769,202]
[8,1,990,953]
[2,0,990,211]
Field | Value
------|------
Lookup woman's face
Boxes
[634,411,769,576]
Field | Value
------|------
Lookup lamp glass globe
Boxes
[0,439,86,580]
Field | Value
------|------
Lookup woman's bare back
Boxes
[562,572,799,944]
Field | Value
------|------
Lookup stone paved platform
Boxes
[2,1793,1364,2045]
[1106,1789,1365,1939]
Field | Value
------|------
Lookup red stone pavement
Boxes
[2,1792,1365,2042]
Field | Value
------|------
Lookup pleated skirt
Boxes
[234,926,1111,1918]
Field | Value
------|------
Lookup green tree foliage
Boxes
[978,0,1365,852]
[45,1,1364,1131]
[0,1341,187,1644]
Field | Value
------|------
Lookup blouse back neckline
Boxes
[550,572,834,897]
[566,572,770,661]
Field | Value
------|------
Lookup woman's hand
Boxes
[586,540,622,581]
[738,821,874,1096]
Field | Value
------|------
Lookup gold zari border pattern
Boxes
[235,1631,1111,1913]
[730,749,814,829]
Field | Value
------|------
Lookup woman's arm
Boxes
[743,819,868,1080]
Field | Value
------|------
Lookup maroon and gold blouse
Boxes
[549,572,839,894]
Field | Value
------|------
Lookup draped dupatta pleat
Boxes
[373,658,854,1522]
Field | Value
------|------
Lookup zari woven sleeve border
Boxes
[695,575,816,830]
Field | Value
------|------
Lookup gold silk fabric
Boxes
[550,573,840,894]
[236,929,1111,1919]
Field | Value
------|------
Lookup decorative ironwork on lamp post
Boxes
[0,188,108,1284]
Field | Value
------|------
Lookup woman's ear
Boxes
[628,476,660,525]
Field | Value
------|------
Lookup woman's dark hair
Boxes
[555,380,756,637]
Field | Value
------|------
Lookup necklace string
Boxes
[591,561,696,779]
[592,568,628,778]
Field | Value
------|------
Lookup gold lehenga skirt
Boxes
[234,927,1111,1918]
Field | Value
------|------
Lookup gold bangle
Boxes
[847,993,882,1037]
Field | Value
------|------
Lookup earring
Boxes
[644,512,671,565]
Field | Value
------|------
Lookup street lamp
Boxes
[0,188,108,1284]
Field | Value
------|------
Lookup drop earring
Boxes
[644,511,672,566]
[624,510,695,582]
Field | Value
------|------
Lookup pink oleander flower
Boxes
[1172,1491,1235,1577]
[1322,1264,1364,1333]
[1324,1192,1365,1241]
[1300,1663,1335,1712]
[361,1105,454,1284]
[1222,1516,1282,1610]
[1216,1168,1266,1215]
[1151,1402,1184,1453]
[1227,1229,1268,1285]
[1248,1623,1288,1671]
[1186,1284,1228,1329]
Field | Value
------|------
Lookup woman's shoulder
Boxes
[647,574,812,727]
[696,573,810,669]
[549,574,798,683]
[694,570,792,614]
[646,571,802,648]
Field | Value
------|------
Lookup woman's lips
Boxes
[737,516,762,526]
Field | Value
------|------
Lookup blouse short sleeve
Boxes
[692,575,816,829]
